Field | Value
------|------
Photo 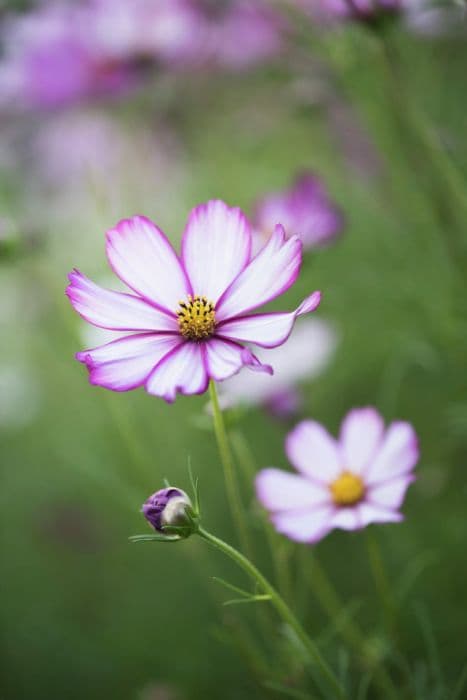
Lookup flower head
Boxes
[253,172,343,251]
[67,200,321,402]
[256,408,418,544]
[142,487,193,533]
[218,319,337,418]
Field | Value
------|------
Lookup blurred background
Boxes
[1,1,467,698]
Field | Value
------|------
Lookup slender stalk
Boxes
[209,380,252,557]
[366,531,397,641]
[197,526,345,699]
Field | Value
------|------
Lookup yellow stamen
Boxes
[177,295,216,341]
[330,471,365,506]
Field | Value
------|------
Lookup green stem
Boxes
[197,526,345,699]
[209,380,252,557]
[366,531,397,641]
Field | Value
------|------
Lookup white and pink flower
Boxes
[256,408,418,543]
[67,200,321,403]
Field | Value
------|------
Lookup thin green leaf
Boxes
[129,534,181,543]
[211,576,255,599]
[223,594,271,607]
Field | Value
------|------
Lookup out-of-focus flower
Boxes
[67,200,321,402]
[194,0,285,70]
[218,319,338,418]
[253,172,343,251]
[142,487,193,533]
[256,408,418,543]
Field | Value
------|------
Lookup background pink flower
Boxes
[67,200,321,402]
[256,407,418,543]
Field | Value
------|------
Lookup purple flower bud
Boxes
[142,488,193,533]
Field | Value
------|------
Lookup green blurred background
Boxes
[1,3,467,698]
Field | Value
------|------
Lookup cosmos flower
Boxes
[253,172,343,251]
[256,408,418,543]
[67,200,321,402]
[218,319,338,418]
[142,487,193,533]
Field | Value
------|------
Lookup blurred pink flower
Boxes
[256,408,418,543]
[218,319,338,417]
[67,200,321,402]
[253,172,343,251]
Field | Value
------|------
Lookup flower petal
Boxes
[256,468,331,512]
[329,507,360,531]
[339,407,385,475]
[77,333,181,391]
[204,337,271,382]
[217,291,321,348]
[66,269,177,331]
[271,507,334,543]
[181,200,252,303]
[285,420,342,483]
[367,475,415,510]
[145,342,208,403]
[365,421,419,485]
[216,224,302,320]
[356,503,404,527]
[106,215,190,314]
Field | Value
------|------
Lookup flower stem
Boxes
[366,530,397,641]
[208,380,252,557]
[197,525,345,699]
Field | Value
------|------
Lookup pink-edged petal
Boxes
[329,507,360,531]
[204,337,271,383]
[271,507,334,544]
[217,291,321,348]
[145,341,208,403]
[106,215,190,314]
[367,474,415,510]
[365,421,419,486]
[256,468,331,512]
[181,200,252,303]
[76,333,181,392]
[216,224,302,320]
[356,503,404,527]
[66,269,177,332]
[285,420,342,483]
[339,407,385,475]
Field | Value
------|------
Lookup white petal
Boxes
[216,224,302,320]
[67,269,177,331]
[271,507,334,543]
[204,337,270,382]
[285,420,342,483]
[329,508,360,531]
[217,292,321,348]
[367,475,415,510]
[106,215,190,314]
[77,333,181,391]
[357,503,403,527]
[181,200,252,303]
[145,342,208,402]
[256,468,331,512]
[365,421,419,485]
[339,407,385,475]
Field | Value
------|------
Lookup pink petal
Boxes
[367,474,415,510]
[356,503,404,527]
[256,468,331,512]
[106,215,190,315]
[66,269,177,332]
[77,333,181,391]
[271,507,334,543]
[365,421,419,486]
[181,200,252,303]
[339,407,385,475]
[217,291,321,348]
[285,420,342,483]
[204,337,271,382]
[216,224,302,320]
[145,341,208,403]
[329,507,360,531]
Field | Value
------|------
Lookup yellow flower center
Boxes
[330,471,365,506]
[177,295,216,341]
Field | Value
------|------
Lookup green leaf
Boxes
[129,534,181,543]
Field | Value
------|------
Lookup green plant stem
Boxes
[209,380,252,557]
[366,531,397,641]
[197,525,345,699]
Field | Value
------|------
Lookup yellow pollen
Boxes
[330,471,365,506]
[177,295,216,341]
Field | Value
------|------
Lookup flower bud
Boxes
[142,488,194,536]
